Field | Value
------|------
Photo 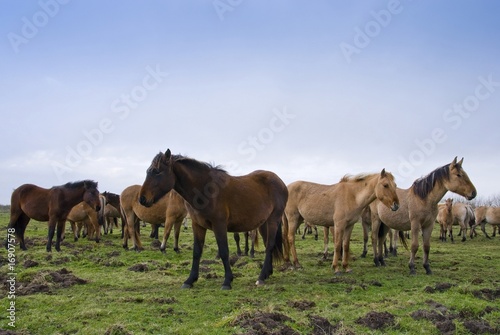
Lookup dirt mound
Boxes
[472,288,500,301]
[287,299,316,311]
[308,315,355,335]
[17,268,87,296]
[232,311,298,335]
[355,311,396,330]
[424,282,454,293]
[128,263,148,272]
[411,299,498,335]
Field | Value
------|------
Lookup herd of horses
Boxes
[7,151,499,290]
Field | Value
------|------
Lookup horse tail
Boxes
[378,221,386,238]
[398,230,409,250]
[272,219,284,265]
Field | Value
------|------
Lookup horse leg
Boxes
[370,218,383,267]
[244,231,250,256]
[392,229,398,256]
[173,218,182,253]
[408,226,420,275]
[332,224,345,274]
[461,225,467,242]
[342,223,355,273]
[449,225,454,243]
[234,233,242,256]
[160,216,175,253]
[422,227,433,275]
[182,223,206,289]
[55,219,66,252]
[249,231,255,258]
[322,226,330,260]
[9,213,29,251]
[47,219,57,252]
[256,220,280,286]
[286,216,302,269]
[133,219,143,251]
[361,221,369,258]
[481,223,491,239]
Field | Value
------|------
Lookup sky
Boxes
[1,0,499,205]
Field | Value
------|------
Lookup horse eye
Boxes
[456,173,462,178]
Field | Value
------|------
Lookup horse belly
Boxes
[20,202,49,222]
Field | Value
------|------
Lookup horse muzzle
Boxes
[467,190,477,201]
[139,195,152,207]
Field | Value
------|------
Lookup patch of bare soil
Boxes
[232,311,298,335]
[23,259,39,268]
[424,282,454,293]
[17,268,87,296]
[355,311,396,330]
[411,299,499,335]
[287,299,316,311]
[308,315,356,335]
[472,288,500,301]
[128,263,148,272]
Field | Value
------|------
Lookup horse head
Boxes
[83,180,101,212]
[375,169,399,211]
[443,157,477,200]
[139,149,175,207]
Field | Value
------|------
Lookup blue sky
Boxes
[1,0,499,204]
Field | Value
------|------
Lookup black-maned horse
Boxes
[8,180,101,252]
[139,149,287,290]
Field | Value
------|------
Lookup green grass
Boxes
[1,212,499,335]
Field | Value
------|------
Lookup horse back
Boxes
[11,184,51,222]
[121,185,167,224]
[286,181,337,226]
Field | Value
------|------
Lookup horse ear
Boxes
[457,157,464,167]
[451,156,458,166]
[380,168,386,177]
[165,149,171,159]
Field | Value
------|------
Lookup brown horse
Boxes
[283,169,399,274]
[8,180,101,252]
[139,150,287,289]
[370,157,477,275]
[436,198,454,242]
[120,185,187,252]
[102,191,125,236]
[473,206,500,238]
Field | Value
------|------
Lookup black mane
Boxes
[63,180,98,189]
[412,164,450,199]
[172,154,227,174]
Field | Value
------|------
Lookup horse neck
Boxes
[415,179,448,206]
[60,186,87,207]
[351,175,379,209]
[172,161,224,211]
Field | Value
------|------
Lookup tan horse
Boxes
[120,185,187,252]
[473,206,500,238]
[67,200,103,242]
[370,157,477,275]
[360,206,399,258]
[436,198,453,242]
[451,202,475,242]
[283,169,399,274]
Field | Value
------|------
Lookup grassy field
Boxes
[1,210,499,335]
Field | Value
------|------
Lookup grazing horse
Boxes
[67,201,102,242]
[436,198,454,242]
[370,157,476,275]
[283,169,399,274]
[120,185,187,252]
[473,206,500,238]
[8,180,101,252]
[139,150,287,289]
[451,202,475,242]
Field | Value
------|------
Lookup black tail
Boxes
[272,220,284,265]
[399,230,409,250]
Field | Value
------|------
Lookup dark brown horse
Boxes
[139,150,287,289]
[8,180,101,252]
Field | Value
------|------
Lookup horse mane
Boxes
[412,164,450,199]
[172,154,227,174]
[63,180,98,189]
[339,173,377,183]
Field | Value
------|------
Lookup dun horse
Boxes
[436,198,454,242]
[283,169,399,274]
[451,202,475,242]
[139,150,287,289]
[8,180,101,252]
[473,206,500,238]
[120,185,187,252]
[370,157,476,275]
[67,200,103,242]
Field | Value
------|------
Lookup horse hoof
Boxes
[334,271,342,276]
[221,285,232,290]
[255,280,265,286]
[181,283,193,289]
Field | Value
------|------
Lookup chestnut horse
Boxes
[283,169,399,274]
[473,206,500,238]
[120,185,187,252]
[67,200,103,242]
[139,150,287,289]
[370,157,476,275]
[8,180,101,252]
